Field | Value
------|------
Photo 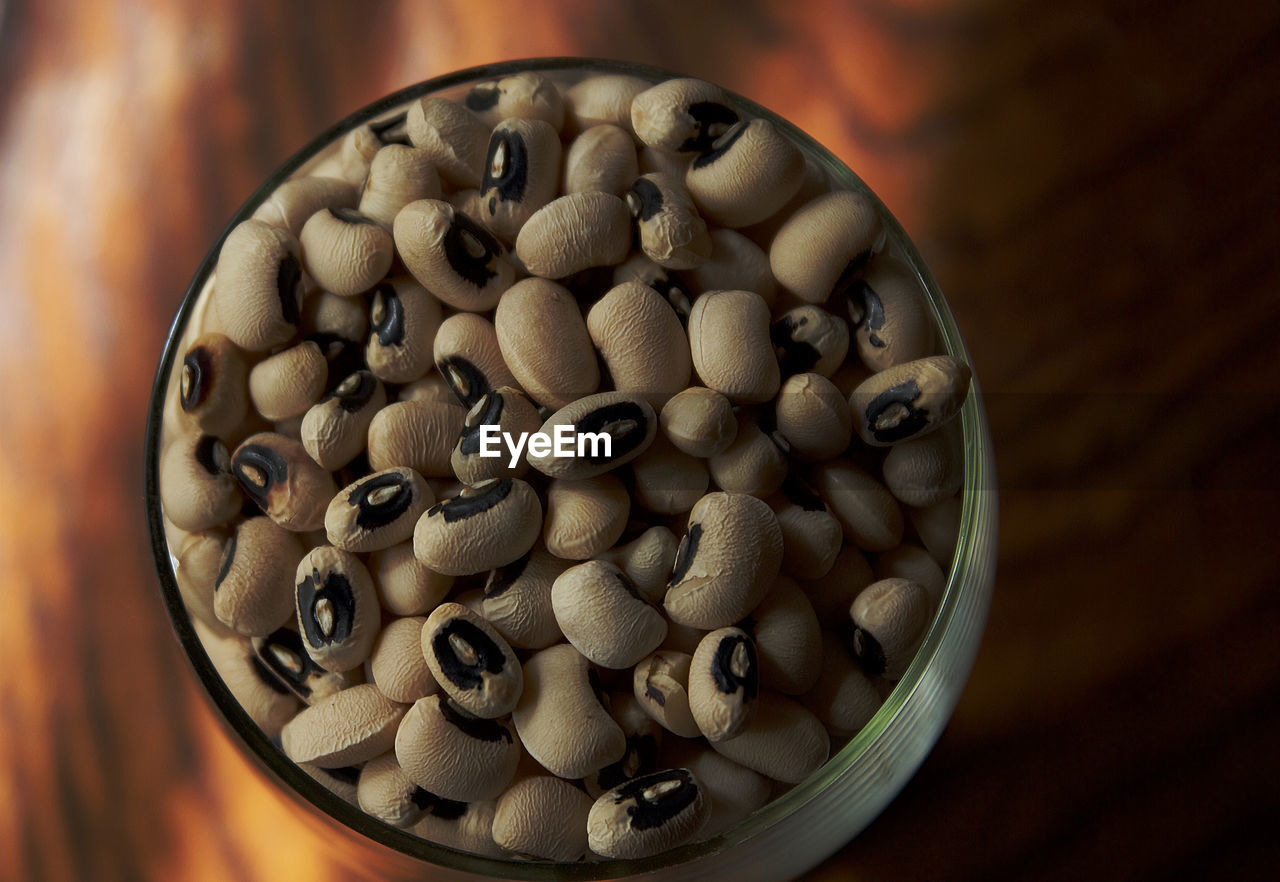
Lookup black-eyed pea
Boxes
[688,627,758,742]
[364,277,442,385]
[769,190,882,304]
[494,278,600,409]
[814,461,904,552]
[771,304,849,378]
[774,372,852,460]
[492,776,593,861]
[465,71,564,129]
[630,434,709,516]
[252,175,359,237]
[709,691,828,783]
[178,333,249,437]
[685,228,777,307]
[707,411,788,498]
[212,219,305,352]
[687,289,780,404]
[366,399,465,477]
[301,289,368,342]
[882,421,963,509]
[405,97,490,188]
[512,644,626,779]
[413,478,542,576]
[301,370,386,471]
[412,798,504,859]
[906,494,963,567]
[659,387,736,458]
[565,74,649,134]
[527,392,658,480]
[281,683,407,767]
[631,77,738,154]
[159,433,241,532]
[368,540,454,616]
[586,692,663,798]
[563,124,639,196]
[587,768,709,859]
[394,200,517,313]
[626,172,712,270]
[632,650,699,738]
[874,543,946,610]
[482,544,570,650]
[768,475,843,580]
[422,602,522,718]
[298,207,394,297]
[479,118,561,242]
[358,144,441,229]
[232,432,337,531]
[743,576,822,695]
[800,544,876,623]
[452,387,541,484]
[841,257,934,372]
[800,636,882,737]
[328,122,381,185]
[738,156,832,251]
[612,251,693,320]
[596,525,678,605]
[432,312,521,407]
[552,561,667,670]
[849,578,931,680]
[195,622,299,738]
[295,545,380,672]
[665,492,783,629]
[325,466,432,553]
[248,340,328,421]
[253,625,354,705]
[395,692,521,803]
[214,515,305,637]
[174,529,228,631]
[305,332,366,397]
[663,740,771,841]
[543,474,630,561]
[515,192,632,279]
[685,118,805,228]
[358,752,435,828]
[587,281,692,408]
[850,355,971,447]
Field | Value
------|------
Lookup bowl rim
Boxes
[145,55,998,880]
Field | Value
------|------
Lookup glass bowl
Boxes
[145,57,997,881]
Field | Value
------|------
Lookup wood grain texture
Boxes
[1,0,1277,879]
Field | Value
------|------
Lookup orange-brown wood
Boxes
[1,0,1277,879]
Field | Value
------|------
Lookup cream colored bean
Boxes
[252,625,352,705]
[799,636,882,737]
[465,71,565,130]
[295,545,380,673]
[688,627,758,742]
[543,474,630,561]
[632,650,699,738]
[197,623,299,738]
[422,602,522,718]
[396,692,522,803]
[405,97,490,188]
[849,355,971,447]
[687,289,779,403]
[493,776,593,861]
[358,752,432,828]
[709,691,828,783]
[432,312,521,407]
[564,124,639,195]
[281,683,407,767]
[814,461,904,552]
[174,529,227,631]
[771,304,849,378]
[630,434,709,515]
[394,199,517,312]
[413,478,542,576]
[685,227,777,306]
[685,119,804,228]
[627,172,712,270]
[412,799,504,859]
[298,761,361,805]
[301,290,367,347]
[553,560,667,669]
[398,371,454,404]
[213,516,304,637]
[212,219,305,352]
[745,576,822,695]
[906,494,962,567]
[774,372,852,460]
[707,411,788,499]
[587,768,709,859]
[849,577,931,680]
[882,422,963,508]
[494,277,600,408]
[874,543,946,610]
[160,434,241,533]
[325,466,432,553]
[565,74,649,134]
[659,387,736,458]
[770,190,882,304]
[252,175,358,237]
[249,340,328,421]
[586,692,663,797]
[365,398,464,477]
[597,525,678,605]
[769,477,843,581]
[843,257,934,373]
[367,539,454,616]
[588,280,692,408]
[365,276,443,384]
[515,191,632,279]
[178,333,250,437]
[481,544,570,650]
[451,387,541,484]
[358,144,441,229]
[298,207,394,297]
[664,740,771,841]
[527,392,658,480]
[231,433,336,532]
[479,118,562,242]
[631,78,738,153]
[611,251,693,320]
[301,370,386,471]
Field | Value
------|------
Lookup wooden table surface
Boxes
[2,1,1278,879]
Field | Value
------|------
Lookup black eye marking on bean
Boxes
[575,401,649,463]
[350,472,414,531]
[852,279,886,348]
[643,679,667,707]
[232,444,290,509]
[428,477,514,523]
[710,634,758,698]
[297,567,356,649]
[438,696,514,744]
[771,315,821,376]
[215,528,238,588]
[465,83,500,112]
[369,110,410,146]
[482,130,529,203]
[678,101,740,152]
[443,212,501,289]
[829,250,876,304]
[181,346,213,411]
[851,626,886,676]
[194,435,225,475]
[276,253,303,327]
[781,473,827,511]
[483,547,532,599]
[691,121,748,170]
[437,355,491,408]
[431,618,505,690]
[615,769,698,831]
[370,284,405,347]
[249,654,293,696]
[254,627,317,698]
[668,523,703,587]
[459,392,506,456]
[330,370,378,414]
[329,207,379,226]
[864,379,928,444]
[627,178,664,221]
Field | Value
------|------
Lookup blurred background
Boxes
[1,0,1278,879]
